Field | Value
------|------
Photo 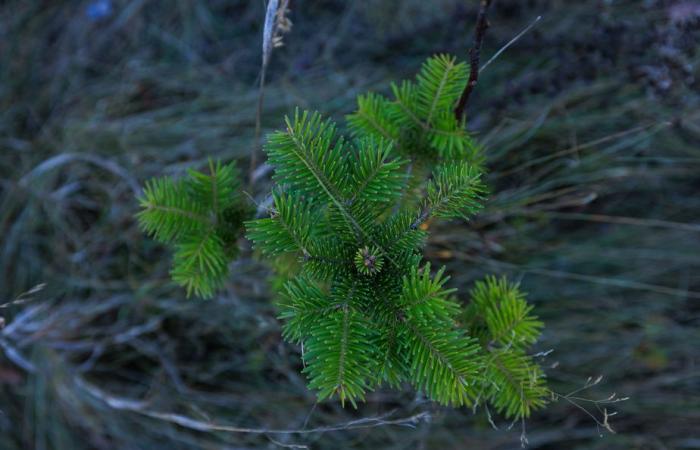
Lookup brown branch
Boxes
[454,0,493,122]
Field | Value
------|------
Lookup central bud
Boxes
[354,245,384,276]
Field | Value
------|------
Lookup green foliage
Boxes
[463,277,548,418]
[246,191,313,257]
[136,53,549,420]
[423,162,485,221]
[137,160,248,298]
[347,54,479,163]
[303,303,377,407]
[354,245,385,276]
[465,276,543,349]
[246,55,549,419]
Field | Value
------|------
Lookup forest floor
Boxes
[1,1,699,449]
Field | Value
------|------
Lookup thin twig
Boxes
[521,211,700,233]
[454,0,493,122]
[460,254,700,299]
[480,15,541,73]
[77,376,430,435]
[19,153,140,195]
[0,283,45,309]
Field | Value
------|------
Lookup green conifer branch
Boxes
[423,161,486,221]
[480,348,548,419]
[349,137,406,206]
[402,317,482,406]
[246,192,313,257]
[137,54,551,422]
[465,276,543,350]
[137,160,248,298]
[137,177,209,243]
[277,276,334,343]
[415,54,468,124]
[170,231,228,298]
[245,55,550,418]
[303,303,376,407]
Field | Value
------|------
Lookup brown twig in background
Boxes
[454,0,493,122]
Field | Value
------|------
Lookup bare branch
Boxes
[454,0,493,122]
[480,15,542,73]
[76,376,431,435]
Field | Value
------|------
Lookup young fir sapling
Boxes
[137,160,250,298]
[247,55,548,417]
[137,54,548,420]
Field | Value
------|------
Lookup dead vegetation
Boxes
[1,1,699,448]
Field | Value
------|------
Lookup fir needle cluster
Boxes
[137,160,248,298]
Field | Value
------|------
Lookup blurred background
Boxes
[1,1,699,449]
